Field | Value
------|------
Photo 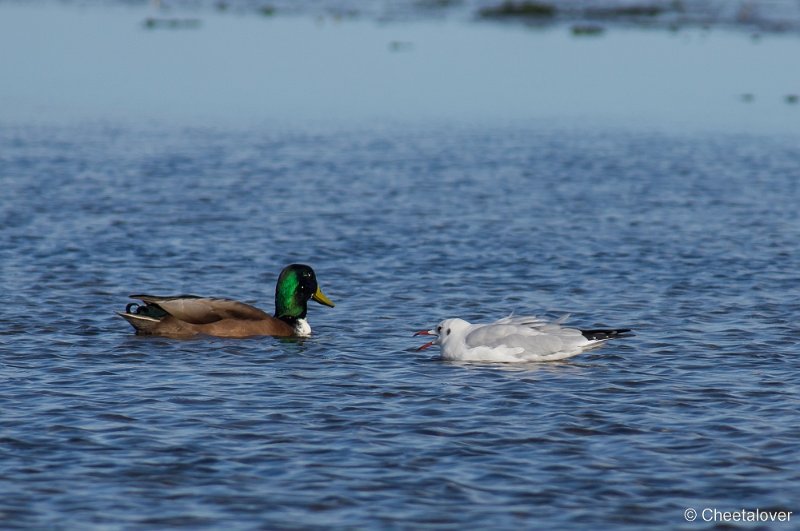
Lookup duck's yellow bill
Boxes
[312,287,335,307]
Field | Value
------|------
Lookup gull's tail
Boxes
[579,328,633,341]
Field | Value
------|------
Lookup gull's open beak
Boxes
[414,329,437,351]
[312,286,335,308]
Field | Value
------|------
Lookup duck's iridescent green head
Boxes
[274,264,335,320]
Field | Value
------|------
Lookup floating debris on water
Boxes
[143,17,202,29]
[388,40,414,52]
[786,94,799,104]
[571,24,605,36]
[478,1,556,19]
[127,1,800,35]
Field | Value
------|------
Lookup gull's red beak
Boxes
[414,329,436,351]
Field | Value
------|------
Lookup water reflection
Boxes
[0,3,797,132]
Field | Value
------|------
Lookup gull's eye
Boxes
[436,326,442,334]
[446,328,451,335]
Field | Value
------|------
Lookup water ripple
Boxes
[1,123,799,528]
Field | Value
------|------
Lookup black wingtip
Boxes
[580,328,634,341]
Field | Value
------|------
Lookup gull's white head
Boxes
[414,318,471,351]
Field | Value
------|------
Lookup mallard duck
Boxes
[118,264,334,338]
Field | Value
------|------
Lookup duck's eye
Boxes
[446,328,451,335]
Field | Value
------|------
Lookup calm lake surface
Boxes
[1,3,799,529]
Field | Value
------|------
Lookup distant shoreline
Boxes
[27,0,800,35]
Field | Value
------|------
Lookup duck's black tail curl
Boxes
[580,328,633,341]
[124,302,168,319]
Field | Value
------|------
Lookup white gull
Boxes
[414,315,631,362]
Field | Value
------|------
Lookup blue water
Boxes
[2,3,800,530]
[2,121,799,529]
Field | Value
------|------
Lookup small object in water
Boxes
[417,0,460,8]
[785,94,798,104]
[740,93,755,103]
[388,41,414,52]
[143,17,202,30]
[571,24,605,36]
[478,1,556,19]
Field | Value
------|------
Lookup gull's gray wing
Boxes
[465,316,588,357]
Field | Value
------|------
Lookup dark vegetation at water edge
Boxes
[475,0,800,33]
[37,0,800,34]
[476,1,670,32]
[478,1,667,20]
[478,1,556,19]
